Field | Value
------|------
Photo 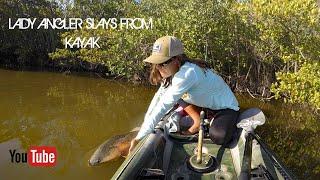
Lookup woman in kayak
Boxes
[129,36,239,152]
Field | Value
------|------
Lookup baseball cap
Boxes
[143,36,184,64]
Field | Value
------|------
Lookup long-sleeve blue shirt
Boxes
[136,62,239,140]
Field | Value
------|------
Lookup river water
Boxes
[0,69,318,179]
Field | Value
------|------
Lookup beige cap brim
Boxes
[143,54,171,64]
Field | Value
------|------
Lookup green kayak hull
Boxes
[112,108,295,180]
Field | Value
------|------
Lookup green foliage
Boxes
[236,0,320,109]
[50,0,251,78]
[236,0,320,64]
[0,0,62,66]
[50,0,150,78]
[1,0,319,109]
[272,62,320,109]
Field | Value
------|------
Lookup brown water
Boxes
[0,69,319,179]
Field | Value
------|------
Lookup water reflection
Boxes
[0,69,153,179]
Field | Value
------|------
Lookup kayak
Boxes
[111,108,295,180]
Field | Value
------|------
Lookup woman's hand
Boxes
[129,139,139,154]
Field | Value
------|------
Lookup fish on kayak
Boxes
[88,127,139,166]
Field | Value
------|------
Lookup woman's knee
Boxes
[209,128,227,145]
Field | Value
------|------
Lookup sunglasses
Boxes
[158,57,175,67]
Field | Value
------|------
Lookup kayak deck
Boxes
[167,141,237,180]
[112,130,294,180]
[112,108,295,180]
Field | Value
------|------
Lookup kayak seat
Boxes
[228,108,265,148]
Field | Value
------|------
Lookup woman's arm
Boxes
[135,67,199,140]
[145,85,166,117]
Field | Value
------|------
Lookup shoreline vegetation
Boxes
[0,0,319,110]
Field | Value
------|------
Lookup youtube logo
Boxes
[10,146,57,167]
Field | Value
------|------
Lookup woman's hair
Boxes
[149,54,211,88]
[149,64,163,85]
